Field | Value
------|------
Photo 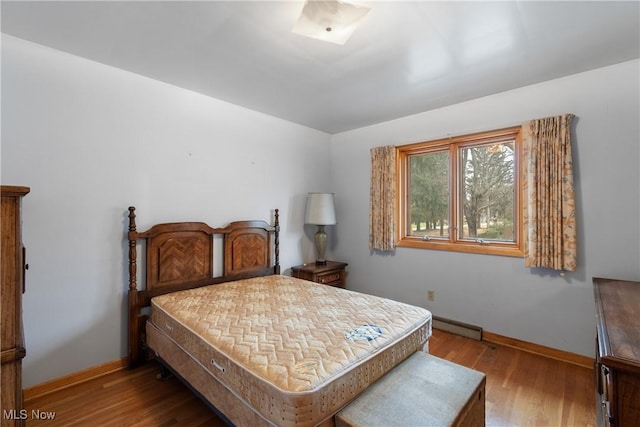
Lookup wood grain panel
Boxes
[1,185,29,427]
[157,237,208,283]
[1,196,19,350]
[147,231,213,291]
[230,234,266,271]
[224,224,270,276]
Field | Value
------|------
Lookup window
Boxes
[397,127,523,256]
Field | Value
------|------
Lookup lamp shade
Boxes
[304,193,336,225]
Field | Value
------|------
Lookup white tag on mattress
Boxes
[211,359,226,373]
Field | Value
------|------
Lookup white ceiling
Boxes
[2,1,639,134]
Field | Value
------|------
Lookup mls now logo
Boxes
[3,409,56,420]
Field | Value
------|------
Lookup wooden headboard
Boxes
[127,206,280,367]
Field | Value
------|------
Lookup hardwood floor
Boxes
[428,330,596,427]
[24,364,225,427]
[24,329,596,426]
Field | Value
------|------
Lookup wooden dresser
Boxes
[593,277,640,427]
[1,186,30,427]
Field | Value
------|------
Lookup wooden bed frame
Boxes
[127,206,280,368]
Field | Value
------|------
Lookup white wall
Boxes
[1,35,331,387]
[330,59,640,358]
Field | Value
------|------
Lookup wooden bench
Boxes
[336,351,486,427]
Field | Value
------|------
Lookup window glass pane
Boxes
[460,141,515,241]
[408,151,449,239]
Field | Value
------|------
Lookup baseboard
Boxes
[432,317,594,369]
[482,331,594,369]
[23,357,128,401]
[432,316,483,341]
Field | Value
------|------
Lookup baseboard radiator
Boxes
[432,316,482,341]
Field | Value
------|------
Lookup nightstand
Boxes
[291,261,348,289]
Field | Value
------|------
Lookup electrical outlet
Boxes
[427,290,435,301]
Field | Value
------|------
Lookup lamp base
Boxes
[314,225,328,266]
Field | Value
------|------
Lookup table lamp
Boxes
[304,193,336,265]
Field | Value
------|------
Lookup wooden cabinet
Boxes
[291,261,348,289]
[593,277,640,427]
[1,186,29,427]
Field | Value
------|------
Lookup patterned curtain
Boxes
[522,114,577,272]
[369,146,396,251]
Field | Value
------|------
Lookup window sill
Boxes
[396,238,524,257]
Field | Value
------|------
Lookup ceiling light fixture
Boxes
[292,0,371,45]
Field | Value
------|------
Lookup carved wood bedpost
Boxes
[128,206,140,368]
[274,209,280,275]
[128,207,137,292]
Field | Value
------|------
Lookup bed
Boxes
[127,207,432,426]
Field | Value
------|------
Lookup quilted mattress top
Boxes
[151,275,431,395]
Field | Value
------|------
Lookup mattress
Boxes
[147,275,432,426]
